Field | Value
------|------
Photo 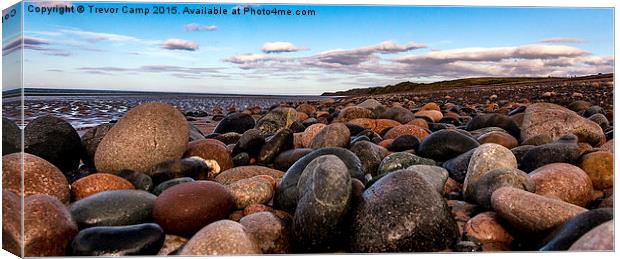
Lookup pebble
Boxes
[377,152,435,176]
[349,118,401,133]
[258,128,294,164]
[215,166,284,185]
[24,115,82,173]
[308,123,351,149]
[568,220,613,251]
[152,177,195,196]
[113,170,154,192]
[350,140,389,178]
[80,123,114,167]
[228,176,275,209]
[541,208,613,251]
[464,212,514,251]
[179,220,261,255]
[185,139,234,172]
[472,167,534,209]
[463,143,518,202]
[336,106,374,122]
[148,157,218,185]
[296,103,316,115]
[389,135,420,151]
[465,113,521,140]
[240,212,290,254]
[519,143,581,173]
[379,107,416,124]
[521,134,554,146]
[234,129,265,156]
[157,234,188,255]
[406,165,449,193]
[2,152,70,204]
[417,129,479,161]
[255,107,299,135]
[69,190,156,229]
[579,151,613,189]
[567,100,592,112]
[2,117,20,155]
[71,173,135,201]
[588,113,609,130]
[383,125,429,140]
[414,110,443,122]
[491,187,588,233]
[529,163,593,207]
[69,223,165,256]
[477,131,518,149]
[212,132,242,145]
[441,148,476,183]
[23,194,78,256]
[213,112,256,134]
[2,191,21,255]
[273,148,313,171]
[95,103,189,173]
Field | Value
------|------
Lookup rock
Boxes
[69,190,156,229]
[69,223,165,256]
[2,152,70,204]
[582,105,605,118]
[179,220,261,255]
[157,234,188,255]
[274,147,363,213]
[184,139,234,172]
[464,212,514,251]
[288,120,306,133]
[377,152,435,176]
[301,123,326,148]
[519,143,582,173]
[296,103,316,115]
[2,117,20,155]
[148,157,218,185]
[418,129,479,162]
[448,200,480,236]
[357,99,384,114]
[454,241,482,252]
[71,173,135,201]
[2,191,21,256]
[389,135,420,151]
[599,139,613,153]
[113,170,154,192]
[232,152,250,166]
[152,177,195,196]
[468,127,508,139]
[530,163,593,207]
[350,169,459,252]
[293,155,351,252]
[345,123,366,136]
[567,100,592,112]
[228,176,274,209]
[522,134,554,146]
[215,166,284,185]
[379,107,416,124]
[273,148,313,171]
[95,103,189,173]
[336,106,374,122]
[420,102,440,111]
[308,123,350,149]
[568,220,613,251]
[477,131,518,149]
[153,181,234,236]
[407,118,430,129]
[463,143,517,202]
[383,125,429,140]
[23,194,78,256]
[188,122,206,142]
[81,123,114,167]
[234,129,265,155]
[243,204,275,216]
[258,128,294,164]
[213,112,256,134]
[520,103,605,147]
[588,113,609,130]
[212,132,242,145]
[350,140,389,178]
[579,151,613,189]
[406,165,449,193]
[442,149,476,183]
[491,187,587,233]
[472,167,534,209]
[240,212,290,254]
[541,208,613,251]
[414,110,443,122]
[349,118,401,134]
[255,107,298,135]
[24,115,82,173]
[465,113,521,140]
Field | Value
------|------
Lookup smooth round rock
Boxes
[147,157,218,185]
[255,107,298,135]
[357,99,384,114]
[185,139,234,172]
[406,165,449,193]
[466,113,520,140]
[274,147,363,213]
[579,151,613,189]
[441,148,475,183]
[2,117,20,155]
[349,118,401,133]
[336,106,374,122]
[308,123,351,149]
[71,173,135,201]
[153,181,234,236]
[350,140,389,178]
[522,134,554,146]
[464,212,514,251]
[215,166,284,185]
[473,167,534,209]
[377,152,435,176]
[389,135,420,152]
[296,103,316,115]
[301,123,326,148]
[81,123,114,167]
[234,129,265,155]
[463,143,517,202]
[519,143,581,173]
[588,113,609,130]
[491,187,588,233]
[240,212,290,254]
[228,176,274,209]
[152,177,195,196]
[24,115,82,172]
[567,100,591,112]
[350,169,459,252]
[23,194,78,256]
[157,234,188,255]
[293,155,351,252]
[568,220,613,251]
[179,220,261,255]
[69,223,165,256]
[477,131,518,149]
[582,105,605,118]
[273,148,313,171]
[258,128,294,164]
[383,125,429,140]
[2,191,21,256]
[529,163,593,207]
[113,170,154,192]
[213,112,256,134]
[70,190,157,229]
[3,152,70,204]
[414,110,443,122]
[417,129,479,161]
[212,132,242,145]
[95,102,189,173]
[541,208,613,251]
[379,107,416,124]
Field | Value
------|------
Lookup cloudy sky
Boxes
[2,1,614,94]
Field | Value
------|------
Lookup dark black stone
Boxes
[147,158,213,185]
[212,132,242,145]
[465,113,521,140]
[441,148,475,183]
[113,170,154,192]
[582,105,605,118]
[520,143,581,172]
[258,128,294,164]
[65,165,95,184]
[302,118,318,127]
[233,129,265,156]
[232,152,250,167]
[508,105,527,116]
[588,113,609,131]
[417,129,480,162]
[152,177,195,196]
[81,123,114,168]
[389,135,420,152]
[350,140,389,179]
[345,123,366,136]
[213,112,256,134]
[438,117,461,126]
[69,190,157,229]
[69,223,165,256]
[288,121,306,133]
[2,117,20,155]
[274,147,363,213]
[540,208,614,251]
[273,148,313,172]
[24,115,82,173]
[350,135,371,146]
[605,128,613,141]
[188,123,205,142]
[379,107,416,124]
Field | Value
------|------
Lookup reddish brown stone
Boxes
[301,123,326,148]
[414,110,443,122]
[348,118,401,133]
[2,190,21,256]
[157,234,188,255]
[406,118,429,129]
[296,103,316,115]
[477,131,519,149]
[464,212,513,251]
[243,204,275,216]
[335,106,374,122]
[184,139,234,172]
[529,163,593,207]
[229,210,244,221]
[179,220,261,255]
[420,102,440,111]
[569,220,614,251]
[24,194,78,256]
[240,212,290,254]
[580,151,613,190]
[383,125,430,140]
[227,176,274,209]
[297,112,309,121]
[215,166,284,185]
[71,173,135,201]
[153,181,235,237]
[2,152,70,204]
[599,139,613,153]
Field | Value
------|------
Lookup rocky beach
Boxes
[1,74,614,256]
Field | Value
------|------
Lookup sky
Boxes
[1,1,615,95]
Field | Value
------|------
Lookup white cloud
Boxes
[261,42,307,53]
[160,38,199,51]
[184,23,217,32]
[539,37,585,44]
[60,29,141,43]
